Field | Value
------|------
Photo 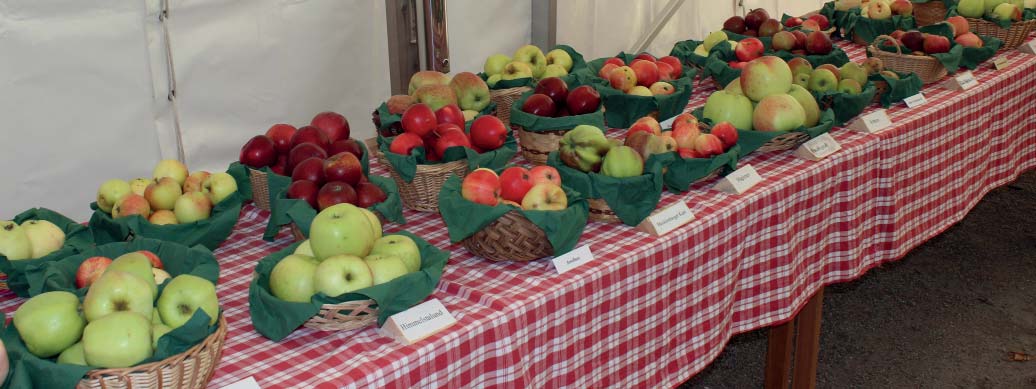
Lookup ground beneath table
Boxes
[681,170,1036,388]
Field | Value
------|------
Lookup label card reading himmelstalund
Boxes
[713,164,763,194]
[637,201,695,236]
[221,377,261,389]
[943,71,979,91]
[552,244,595,275]
[1020,40,1036,55]
[993,57,1010,71]
[793,133,842,161]
[381,298,457,345]
[903,93,927,108]
[849,109,892,134]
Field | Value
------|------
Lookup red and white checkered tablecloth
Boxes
[2,39,1034,388]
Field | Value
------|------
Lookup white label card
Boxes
[221,377,261,389]
[637,201,695,236]
[1020,40,1036,55]
[794,133,842,161]
[943,71,979,91]
[849,109,893,134]
[552,244,595,275]
[657,115,677,130]
[993,57,1010,70]
[903,93,927,108]
[714,164,763,194]
[381,299,457,345]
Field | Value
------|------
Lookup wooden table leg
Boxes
[791,287,825,389]
[765,320,795,389]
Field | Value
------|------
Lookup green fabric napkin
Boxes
[819,1,860,34]
[23,237,220,297]
[376,120,518,183]
[228,162,293,210]
[869,70,924,107]
[693,107,837,155]
[437,172,589,256]
[663,145,741,193]
[848,13,916,44]
[477,45,588,90]
[546,151,674,226]
[961,36,1003,68]
[508,88,606,133]
[576,53,698,128]
[722,31,774,47]
[0,208,94,297]
[813,82,879,126]
[703,50,743,88]
[87,189,243,251]
[669,39,712,68]
[248,231,449,341]
[263,175,405,241]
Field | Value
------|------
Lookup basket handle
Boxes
[869,34,903,56]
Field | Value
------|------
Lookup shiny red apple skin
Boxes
[534,77,569,105]
[634,53,657,62]
[565,86,601,115]
[327,139,364,160]
[528,165,561,186]
[401,103,438,137]
[240,135,278,168]
[287,179,320,209]
[389,133,424,156]
[323,152,363,186]
[316,181,358,210]
[355,182,388,208]
[808,14,829,30]
[658,56,683,78]
[76,256,113,289]
[286,143,328,176]
[310,111,350,142]
[469,115,508,151]
[498,166,533,203]
[270,155,288,175]
[724,16,747,34]
[433,126,472,158]
[522,93,557,117]
[291,125,331,151]
[630,60,660,87]
[291,157,326,185]
[603,57,625,67]
[265,124,297,155]
[710,122,739,149]
[435,104,466,128]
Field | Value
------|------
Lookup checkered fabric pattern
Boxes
[2,38,1034,388]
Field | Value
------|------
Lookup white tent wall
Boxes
[446,0,532,74]
[741,0,827,18]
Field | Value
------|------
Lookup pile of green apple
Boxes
[12,251,219,368]
[704,56,824,132]
[596,53,683,96]
[556,125,654,178]
[788,57,872,95]
[0,219,65,260]
[483,45,575,87]
[268,203,422,302]
[95,160,238,225]
[384,71,491,119]
[957,0,1033,21]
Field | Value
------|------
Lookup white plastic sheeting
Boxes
[446,0,532,75]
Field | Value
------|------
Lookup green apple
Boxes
[724,78,743,95]
[787,84,821,127]
[82,311,153,368]
[369,235,421,273]
[313,254,374,297]
[310,203,376,259]
[413,84,458,111]
[628,86,652,96]
[157,274,220,328]
[486,74,503,87]
[986,0,1009,13]
[558,125,612,172]
[450,72,491,112]
[501,61,534,81]
[703,90,755,130]
[993,2,1020,19]
[107,252,157,297]
[269,254,319,302]
[21,219,65,259]
[152,310,164,325]
[364,254,410,285]
[201,172,238,205]
[838,79,863,95]
[359,208,383,241]
[129,177,151,196]
[541,64,569,79]
[740,56,793,102]
[174,192,212,223]
[693,44,709,57]
[958,0,985,17]
[152,323,172,349]
[152,159,189,187]
[808,68,839,93]
[294,239,314,256]
[752,94,806,132]
[484,54,511,76]
[96,179,132,213]
[13,291,85,358]
[513,44,547,78]
[703,30,729,51]
[408,70,451,95]
[600,146,644,178]
[794,73,811,88]
[84,270,155,321]
[144,177,182,211]
[0,221,32,260]
[839,62,868,85]
[546,48,574,71]
[57,342,87,365]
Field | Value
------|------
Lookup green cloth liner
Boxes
[663,145,741,193]
[0,208,94,298]
[703,50,743,88]
[508,84,606,133]
[437,171,589,255]
[376,120,518,182]
[669,39,713,68]
[23,238,220,297]
[574,52,698,128]
[1,309,218,389]
[846,12,916,44]
[263,175,406,241]
[869,70,924,107]
[945,0,1036,27]
[819,1,859,35]
[961,36,1003,68]
[813,82,880,126]
[248,230,449,341]
[721,31,773,47]
[546,151,674,226]
[477,44,588,90]
[693,107,837,155]
[88,189,243,251]
[376,100,497,133]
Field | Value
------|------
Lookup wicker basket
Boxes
[869,35,948,84]
[77,315,227,389]
[378,153,468,212]
[755,132,812,153]
[490,86,532,127]
[967,18,1036,51]
[872,79,890,104]
[587,198,621,224]
[303,299,379,331]
[461,210,554,262]
[914,1,947,27]
[248,168,272,211]
[514,124,569,165]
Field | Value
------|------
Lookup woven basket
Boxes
[914,1,947,27]
[872,79,890,104]
[303,299,379,331]
[77,315,227,389]
[248,168,272,211]
[869,35,948,84]
[755,131,812,153]
[461,210,554,262]
[514,124,569,165]
[378,153,468,212]
[490,86,532,127]
[587,198,621,224]
[968,18,1036,51]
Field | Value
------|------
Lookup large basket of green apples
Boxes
[0,208,94,297]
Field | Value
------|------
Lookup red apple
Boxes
[758,19,783,37]
[327,139,364,160]
[286,143,328,176]
[736,38,766,61]
[270,155,288,176]
[805,31,833,55]
[901,31,926,52]
[792,30,808,50]
[729,61,746,70]
[678,147,704,159]
[693,133,724,157]
[808,14,830,30]
[287,180,320,209]
[955,32,983,48]
[603,57,625,67]
[890,30,906,41]
[745,8,770,31]
[529,166,561,186]
[355,182,388,208]
[566,85,601,115]
[598,63,620,79]
[291,157,326,185]
[76,256,113,289]
[389,133,424,156]
[630,60,660,87]
[627,116,662,138]
[317,181,357,210]
[710,121,739,149]
[469,115,508,151]
[923,34,950,54]
[634,52,657,62]
[671,114,701,149]
[656,62,676,81]
[433,126,473,157]
[310,111,350,142]
[421,132,441,161]
[744,29,759,37]
[800,19,822,32]
[784,17,803,28]
[554,107,571,117]
[401,103,438,137]
[724,16,747,34]
[658,56,683,78]
[239,135,277,168]
[499,166,533,203]
[461,168,500,206]
[522,93,558,117]
[947,16,969,38]
[435,104,466,128]
[290,126,330,150]
[265,124,297,154]
[324,152,363,186]
[535,77,569,105]
[136,250,163,269]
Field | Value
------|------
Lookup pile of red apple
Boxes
[596,53,684,96]
[727,28,833,70]
[461,166,568,211]
[521,77,601,118]
[723,9,830,38]
[626,114,737,159]
[883,19,982,54]
[388,103,509,160]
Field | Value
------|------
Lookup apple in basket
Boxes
[291,126,331,151]
[435,104,466,128]
[324,152,363,186]
[461,168,501,206]
[521,183,567,211]
[469,115,508,151]
[535,77,569,105]
[432,124,472,158]
[529,166,561,186]
[566,85,601,115]
[265,124,297,154]
[401,103,438,137]
[389,133,424,156]
[499,167,534,203]
[287,180,320,209]
[310,111,350,143]
[239,135,278,169]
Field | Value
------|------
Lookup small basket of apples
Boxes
[868,21,999,84]
[787,58,880,125]
[580,52,697,128]
[378,103,517,213]
[950,0,1036,51]
[545,124,673,225]
[481,45,586,127]
[509,75,606,165]
[236,111,361,211]
[654,114,742,192]
[438,166,589,262]
[249,203,449,340]
[374,71,498,137]
[266,171,404,242]
[0,208,93,297]
[3,238,224,389]
[89,160,243,251]
[846,0,918,45]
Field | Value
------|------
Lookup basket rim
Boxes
[83,314,228,381]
